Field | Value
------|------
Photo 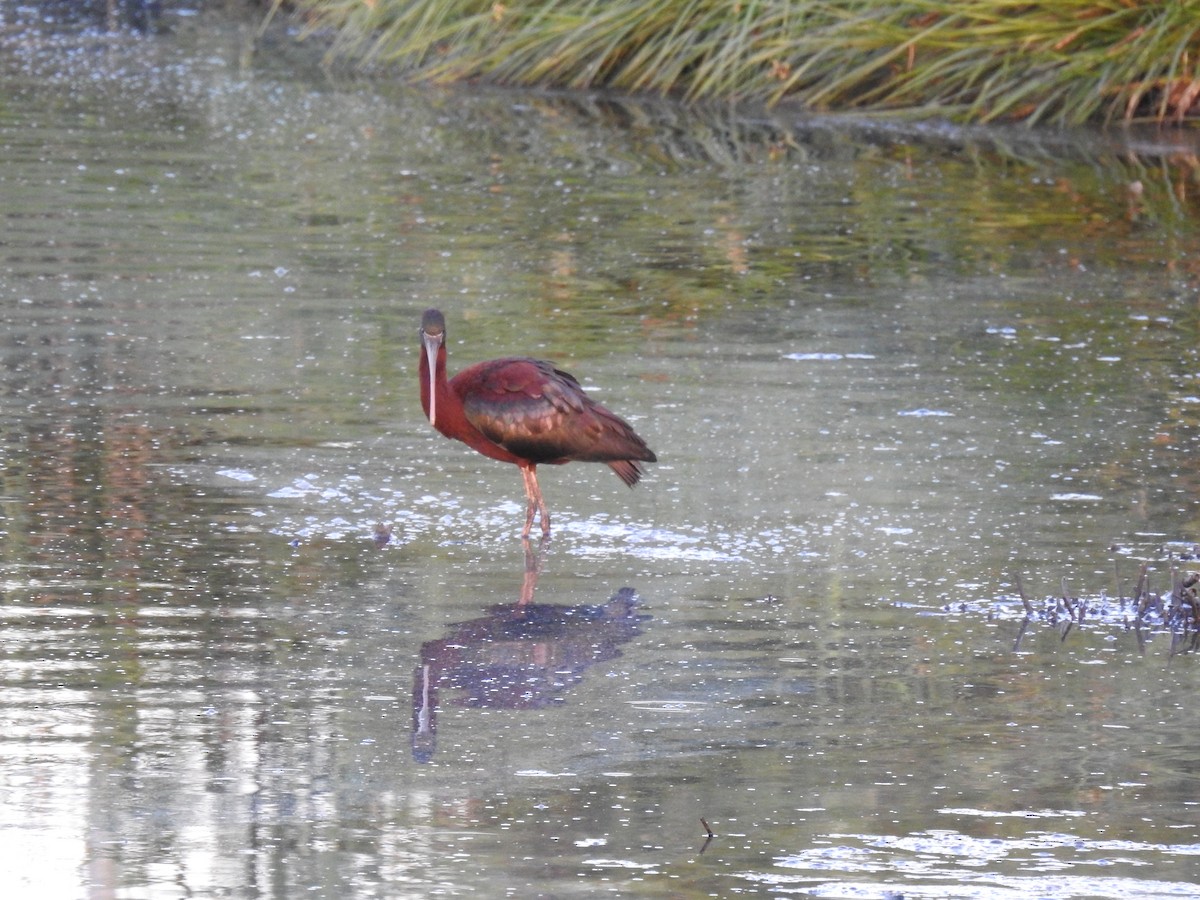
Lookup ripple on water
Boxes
[230,467,771,561]
[754,830,1200,898]
[624,699,710,712]
[568,519,746,563]
[202,451,832,567]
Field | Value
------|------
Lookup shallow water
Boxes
[3,3,1200,898]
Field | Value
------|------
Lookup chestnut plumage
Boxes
[419,308,656,537]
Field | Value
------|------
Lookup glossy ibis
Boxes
[419,308,656,537]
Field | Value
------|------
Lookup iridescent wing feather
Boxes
[453,357,655,478]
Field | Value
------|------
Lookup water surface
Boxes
[3,3,1200,897]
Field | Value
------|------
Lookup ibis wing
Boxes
[454,357,653,466]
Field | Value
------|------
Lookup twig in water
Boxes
[700,818,714,838]
[1134,564,1153,620]
[1012,615,1031,652]
[1061,577,1077,620]
[1014,572,1033,616]
[1113,557,1126,611]
[1133,621,1147,654]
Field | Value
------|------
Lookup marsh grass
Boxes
[283,0,1200,125]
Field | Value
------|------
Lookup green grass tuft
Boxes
[283,0,1200,125]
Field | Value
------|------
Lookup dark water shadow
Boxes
[36,0,164,33]
[411,540,648,762]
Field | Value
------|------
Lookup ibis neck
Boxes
[420,344,454,433]
[418,347,526,466]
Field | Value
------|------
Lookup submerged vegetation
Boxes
[999,565,1200,656]
[280,0,1200,125]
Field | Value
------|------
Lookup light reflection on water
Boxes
[763,827,1200,898]
[4,2,1200,898]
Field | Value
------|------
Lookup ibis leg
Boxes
[519,464,551,538]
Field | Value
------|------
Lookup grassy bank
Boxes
[281,0,1200,125]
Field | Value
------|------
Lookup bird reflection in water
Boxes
[412,539,647,762]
